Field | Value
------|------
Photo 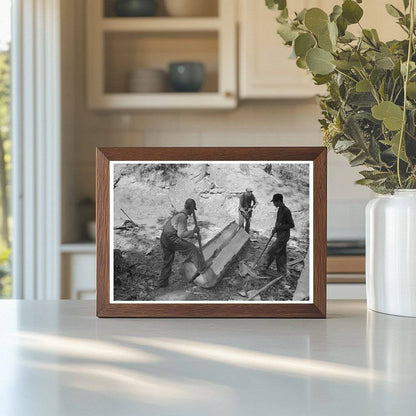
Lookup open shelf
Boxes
[104,31,218,94]
[103,0,219,18]
[101,17,221,32]
[86,0,236,109]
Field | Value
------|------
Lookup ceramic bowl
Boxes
[127,68,167,93]
[168,62,205,93]
[114,0,158,17]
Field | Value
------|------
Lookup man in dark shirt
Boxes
[260,193,295,276]
[239,188,257,233]
[158,199,205,288]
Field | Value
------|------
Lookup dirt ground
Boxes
[113,227,309,302]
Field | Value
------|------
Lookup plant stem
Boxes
[334,68,357,83]
[397,0,415,188]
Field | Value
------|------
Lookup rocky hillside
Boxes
[114,162,310,243]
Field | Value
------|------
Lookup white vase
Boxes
[366,190,416,317]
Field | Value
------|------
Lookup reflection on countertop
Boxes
[0,300,415,415]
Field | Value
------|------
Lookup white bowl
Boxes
[127,68,167,93]
[164,0,217,17]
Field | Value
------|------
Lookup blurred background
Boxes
[2,0,403,301]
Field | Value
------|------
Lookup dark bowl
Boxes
[114,0,158,17]
[168,62,206,93]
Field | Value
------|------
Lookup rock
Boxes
[145,246,154,255]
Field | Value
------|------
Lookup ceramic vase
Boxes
[366,190,416,317]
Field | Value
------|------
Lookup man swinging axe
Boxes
[238,188,257,233]
[259,193,294,276]
[158,198,206,288]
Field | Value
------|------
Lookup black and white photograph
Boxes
[110,161,312,303]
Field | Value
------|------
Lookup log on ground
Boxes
[194,227,250,288]
[183,222,239,281]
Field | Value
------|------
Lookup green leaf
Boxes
[382,132,409,162]
[349,92,377,107]
[342,0,364,24]
[313,74,332,85]
[350,152,368,167]
[403,0,410,9]
[330,5,343,22]
[336,15,348,36]
[350,53,368,69]
[333,59,353,70]
[277,23,299,42]
[375,57,395,70]
[295,8,307,22]
[401,61,416,76]
[356,178,377,185]
[280,8,289,19]
[266,0,287,11]
[356,79,372,92]
[328,21,338,45]
[407,82,416,99]
[296,57,307,69]
[362,29,375,44]
[318,22,338,53]
[294,33,315,57]
[371,29,380,42]
[359,170,391,180]
[369,137,381,162]
[318,31,333,52]
[372,101,404,130]
[334,139,356,152]
[306,48,335,75]
[385,4,403,18]
[304,8,329,35]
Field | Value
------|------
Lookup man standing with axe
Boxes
[259,193,294,276]
[238,188,257,233]
[158,198,206,288]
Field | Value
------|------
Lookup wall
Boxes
[61,0,374,243]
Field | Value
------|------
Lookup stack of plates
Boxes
[127,68,167,93]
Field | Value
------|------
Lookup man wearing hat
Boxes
[158,198,206,288]
[239,188,257,233]
[260,193,295,276]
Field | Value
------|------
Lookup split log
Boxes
[183,222,239,281]
[193,226,250,288]
[293,250,310,301]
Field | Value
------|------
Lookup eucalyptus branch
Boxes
[358,69,381,104]
[397,0,415,187]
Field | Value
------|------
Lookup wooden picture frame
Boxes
[97,147,327,318]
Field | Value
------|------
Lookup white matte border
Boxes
[109,161,314,304]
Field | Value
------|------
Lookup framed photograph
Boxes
[96,147,327,318]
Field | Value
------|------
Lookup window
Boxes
[0,0,11,298]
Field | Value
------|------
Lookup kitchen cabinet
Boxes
[239,0,323,99]
[238,0,404,99]
[86,0,237,109]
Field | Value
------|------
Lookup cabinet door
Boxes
[239,0,320,99]
[238,0,403,99]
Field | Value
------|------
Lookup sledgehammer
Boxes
[192,211,205,262]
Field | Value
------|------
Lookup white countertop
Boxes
[0,300,415,415]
